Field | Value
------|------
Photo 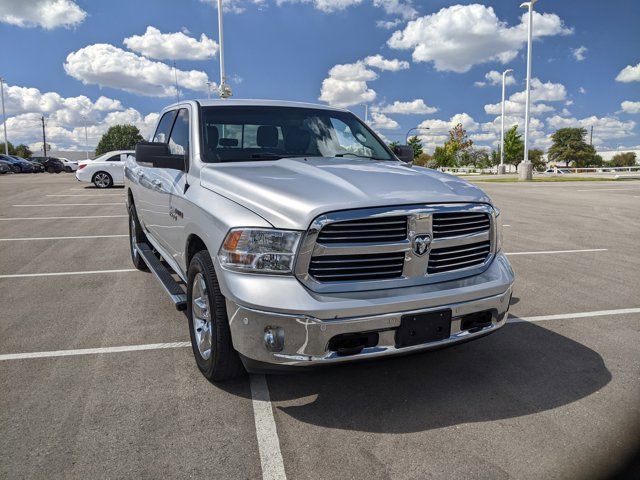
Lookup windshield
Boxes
[200,105,393,162]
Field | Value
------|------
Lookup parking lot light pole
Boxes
[499,69,513,175]
[217,0,232,98]
[405,127,430,144]
[82,116,89,160]
[0,77,8,155]
[519,0,537,181]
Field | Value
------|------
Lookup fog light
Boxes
[264,327,284,352]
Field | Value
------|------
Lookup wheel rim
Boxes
[130,214,138,259]
[192,273,212,360]
[95,173,109,187]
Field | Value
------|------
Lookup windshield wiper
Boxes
[249,153,312,160]
[334,153,385,160]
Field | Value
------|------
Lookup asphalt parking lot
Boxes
[1,173,639,479]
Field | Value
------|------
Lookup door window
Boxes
[168,109,190,156]
[153,111,177,143]
[106,154,122,162]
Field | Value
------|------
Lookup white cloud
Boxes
[418,113,479,133]
[363,54,409,71]
[376,19,402,29]
[0,83,123,125]
[475,70,516,88]
[621,101,640,114]
[547,115,636,145]
[0,84,158,150]
[123,26,219,61]
[579,87,586,94]
[388,4,571,73]
[369,112,399,130]
[319,61,378,107]
[0,0,86,29]
[571,46,587,61]
[372,0,417,20]
[616,63,640,83]
[484,78,566,115]
[378,99,437,115]
[64,44,212,97]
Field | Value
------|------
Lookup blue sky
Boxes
[1,0,639,152]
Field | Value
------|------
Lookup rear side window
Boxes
[153,111,177,143]
[168,109,190,156]
[106,155,122,162]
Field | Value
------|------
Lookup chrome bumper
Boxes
[223,253,515,368]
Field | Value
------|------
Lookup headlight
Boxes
[218,228,301,274]
[494,208,503,252]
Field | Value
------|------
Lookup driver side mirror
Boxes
[393,145,414,163]
[135,141,186,171]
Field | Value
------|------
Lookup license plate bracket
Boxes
[395,310,452,348]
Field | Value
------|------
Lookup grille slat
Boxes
[309,252,405,282]
[428,241,490,274]
[317,216,407,244]
[432,212,490,238]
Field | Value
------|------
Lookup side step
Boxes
[136,242,187,311]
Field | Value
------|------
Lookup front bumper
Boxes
[221,253,514,368]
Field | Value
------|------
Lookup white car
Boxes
[76,150,134,188]
[59,158,79,172]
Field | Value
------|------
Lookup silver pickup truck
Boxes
[125,99,515,381]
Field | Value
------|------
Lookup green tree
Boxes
[608,152,637,167]
[432,146,455,168]
[413,152,433,167]
[14,144,32,158]
[548,127,597,167]
[444,123,473,163]
[95,125,143,156]
[388,141,399,150]
[528,148,546,172]
[407,136,423,158]
[503,125,524,169]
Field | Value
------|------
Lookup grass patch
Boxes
[472,176,640,183]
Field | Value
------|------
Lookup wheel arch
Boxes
[186,234,208,268]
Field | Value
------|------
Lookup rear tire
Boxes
[187,250,245,382]
[128,202,149,272]
[93,171,113,188]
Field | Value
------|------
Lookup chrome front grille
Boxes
[316,216,407,244]
[296,204,496,293]
[308,252,405,282]
[428,240,491,274]
[432,212,490,238]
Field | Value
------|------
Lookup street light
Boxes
[519,0,537,181]
[499,68,514,175]
[405,127,430,144]
[0,77,8,155]
[217,0,232,98]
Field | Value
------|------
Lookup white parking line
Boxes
[576,188,640,192]
[0,215,127,220]
[509,307,640,323]
[506,248,607,256]
[0,342,190,361]
[0,268,137,279]
[2,306,638,361]
[47,194,124,197]
[0,234,128,242]
[250,375,288,480]
[13,203,123,207]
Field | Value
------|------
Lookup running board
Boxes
[136,242,187,311]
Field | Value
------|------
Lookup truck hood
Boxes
[199,157,492,230]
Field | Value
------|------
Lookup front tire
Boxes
[93,171,113,188]
[46,166,54,173]
[128,203,149,271]
[187,251,244,382]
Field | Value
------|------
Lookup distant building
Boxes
[32,150,95,161]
